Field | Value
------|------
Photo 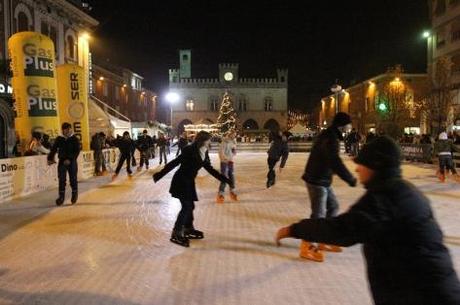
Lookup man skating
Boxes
[136,129,153,171]
[266,131,289,188]
[300,112,356,261]
[276,136,460,305]
[434,132,460,183]
[216,132,238,203]
[112,131,135,180]
[48,122,81,206]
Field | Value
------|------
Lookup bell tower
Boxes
[179,49,191,79]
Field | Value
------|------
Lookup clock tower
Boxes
[219,63,239,84]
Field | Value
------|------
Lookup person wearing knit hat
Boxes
[276,136,460,305]
[299,112,357,262]
[433,132,460,183]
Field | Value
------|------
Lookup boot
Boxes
[71,192,78,205]
[55,195,64,206]
[437,170,446,183]
[170,228,189,247]
[112,174,118,181]
[185,228,204,239]
[216,194,225,204]
[137,166,142,172]
[318,243,342,253]
[299,241,324,262]
[229,191,238,202]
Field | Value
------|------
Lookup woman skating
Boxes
[153,131,233,247]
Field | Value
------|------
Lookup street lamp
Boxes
[330,82,342,114]
[165,92,180,133]
[423,30,431,39]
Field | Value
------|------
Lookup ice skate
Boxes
[71,192,78,205]
[299,241,324,262]
[55,196,64,206]
[170,229,190,247]
[137,166,142,172]
[436,171,446,183]
[185,228,204,239]
[216,194,224,204]
[112,174,118,181]
[318,243,342,253]
[266,179,275,188]
[229,191,238,202]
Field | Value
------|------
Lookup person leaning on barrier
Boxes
[47,122,81,206]
[276,136,460,305]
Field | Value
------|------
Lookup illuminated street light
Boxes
[80,32,91,41]
[423,31,430,39]
[165,92,180,131]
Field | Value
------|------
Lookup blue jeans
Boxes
[306,183,339,219]
[219,162,235,194]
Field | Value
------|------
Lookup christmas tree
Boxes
[217,92,237,134]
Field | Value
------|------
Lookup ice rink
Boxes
[0,152,459,305]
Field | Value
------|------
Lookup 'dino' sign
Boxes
[8,32,60,150]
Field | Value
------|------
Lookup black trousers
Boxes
[267,157,278,183]
[58,159,78,197]
[139,149,150,168]
[94,150,106,174]
[115,153,132,175]
[174,199,195,230]
[439,155,457,175]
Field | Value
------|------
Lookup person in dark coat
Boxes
[172,132,189,156]
[136,129,153,171]
[300,112,357,261]
[153,131,232,248]
[157,134,168,165]
[47,122,81,206]
[276,136,460,305]
[112,131,135,180]
[266,130,289,188]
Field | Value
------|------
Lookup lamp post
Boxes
[330,82,342,114]
[165,92,180,134]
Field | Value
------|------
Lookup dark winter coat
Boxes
[267,136,289,168]
[290,170,460,305]
[136,135,153,151]
[48,134,81,163]
[173,137,189,150]
[153,143,231,201]
[115,137,135,156]
[157,137,167,148]
[302,126,355,187]
[434,139,459,155]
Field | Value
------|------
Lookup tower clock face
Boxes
[224,72,234,81]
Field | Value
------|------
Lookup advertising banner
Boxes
[57,64,90,151]
[400,144,433,163]
[8,32,60,152]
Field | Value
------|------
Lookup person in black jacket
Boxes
[112,131,135,180]
[276,136,460,305]
[172,132,189,156]
[300,112,357,261]
[157,134,168,165]
[153,131,232,247]
[47,122,81,206]
[266,130,289,188]
[136,129,153,171]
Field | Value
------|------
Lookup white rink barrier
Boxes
[0,148,139,204]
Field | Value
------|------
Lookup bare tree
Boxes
[418,56,454,135]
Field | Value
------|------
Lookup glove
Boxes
[349,178,357,187]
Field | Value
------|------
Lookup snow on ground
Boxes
[0,152,458,305]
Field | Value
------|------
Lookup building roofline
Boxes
[53,0,99,27]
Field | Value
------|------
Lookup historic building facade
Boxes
[92,61,157,123]
[0,0,97,157]
[428,0,460,128]
[168,50,288,134]
[317,72,428,134]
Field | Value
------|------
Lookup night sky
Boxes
[89,1,430,115]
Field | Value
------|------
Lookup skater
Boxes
[276,136,460,305]
[300,112,356,261]
[153,131,233,247]
[157,134,168,165]
[216,131,238,203]
[112,131,134,180]
[91,132,107,176]
[434,131,460,183]
[266,130,289,188]
[348,128,361,157]
[47,122,81,206]
[136,129,153,171]
[173,132,189,156]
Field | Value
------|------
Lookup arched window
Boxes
[238,94,248,112]
[65,35,76,60]
[242,119,259,130]
[17,12,29,32]
[209,96,219,111]
[264,97,273,112]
